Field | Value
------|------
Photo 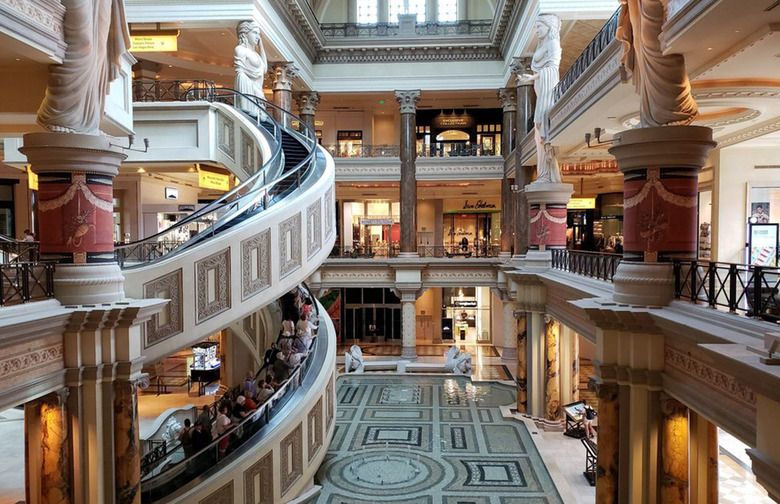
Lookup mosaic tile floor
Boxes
[316,375,563,504]
[338,344,501,359]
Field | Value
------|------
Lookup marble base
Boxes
[401,346,418,360]
[54,263,125,306]
[612,261,674,306]
[525,182,575,205]
[523,250,553,272]
[497,252,513,261]
[397,252,420,259]
[501,346,518,362]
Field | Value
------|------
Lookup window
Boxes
[389,0,426,22]
[437,0,457,22]
[357,0,378,24]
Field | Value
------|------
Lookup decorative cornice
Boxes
[334,156,504,181]
[316,46,501,63]
[717,119,780,148]
[395,90,421,114]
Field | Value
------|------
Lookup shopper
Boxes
[215,404,233,458]
[244,370,257,397]
[582,399,597,439]
[178,418,194,457]
[198,405,213,435]
[273,351,293,381]
[190,421,212,453]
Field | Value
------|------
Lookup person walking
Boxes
[582,399,597,439]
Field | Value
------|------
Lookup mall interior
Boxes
[1,0,780,503]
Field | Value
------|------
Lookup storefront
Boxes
[443,198,501,255]
[340,287,401,344]
[441,287,492,343]
[566,194,624,252]
[341,200,400,255]
[415,109,504,157]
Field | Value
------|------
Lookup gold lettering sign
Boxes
[27,166,38,191]
[567,198,597,210]
[130,35,178,52]
[198,169,230,191]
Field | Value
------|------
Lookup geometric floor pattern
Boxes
[316,375,563,503]
[337,344,501,358]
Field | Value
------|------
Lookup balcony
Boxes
[319,19,493,39]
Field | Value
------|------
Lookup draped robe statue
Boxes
[521,14,563,185]
[617,0,698,126]
[37,0,130,134]
[234,20,268,115]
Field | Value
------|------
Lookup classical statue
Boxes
[234,20,268,115]
[521,14,563,185]
[344,345,365,374]
[445,346,472,375]
[616,0,698,126]
[37,0,131,134]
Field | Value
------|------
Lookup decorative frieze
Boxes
[144,269,183,347]
[307,199,322,259]
[0,337,63,389]
[279,213,302,278]
[196,248,231,324]
[241,229,271,300]
[216,112,235,161]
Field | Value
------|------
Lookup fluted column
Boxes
[293,90,320,131]
[114,373,147,504]
[395,90,421,256]
[516,313,528,412]
[511,58,534,257]
[20,134,126,305]
[498,88,517,257]
[501,299,517,361]
[596,381,620,504]
[661,395,690,504]
[400,291,418,359]
[270,62,299,122]
[25,389,71,504]
[544,317,561,421]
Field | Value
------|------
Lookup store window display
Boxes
[441,287,492,343]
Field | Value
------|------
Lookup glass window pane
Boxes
[438,0,457,22]
[389,0,426,22]
[357,0,378,24]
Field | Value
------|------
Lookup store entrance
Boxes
[342,288,401,344]
[359,218,398,257]
[441,287,492,344]
[445,213,499,256]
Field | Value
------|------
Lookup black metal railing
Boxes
[0,262,55,306]
[115,241,188,268]
[319,19,492,38]
[324,142,500,158]
[551,249,622,282]
[329,245,400,259]
[673,260,780,321]
[132,79,216,102]
[553,8,621,102]
[0,238,39,263]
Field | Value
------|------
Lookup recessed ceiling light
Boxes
[707,47,713,51]
[168,64,173,67]
[15,58,20,61]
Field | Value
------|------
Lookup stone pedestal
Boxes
[271,63,299,122]
[661,395,690,504]
[395,90,421,255]
[501,300,517,362]
[596,382,620,504]
[608,126,715,305]
[25,389,71,504]
[524,182,573,271]
[516,313,528,412]
[20,133,126,305]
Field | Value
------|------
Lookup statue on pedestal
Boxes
[234,20,268,115]
[617,0,698,126]
[521,14,563,185]
[37,0,131,134]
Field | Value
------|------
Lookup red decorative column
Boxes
[608,126,715,305]
[21,133,126,305]
[524,182,573,269]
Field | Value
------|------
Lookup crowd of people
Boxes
[173,287,319,465]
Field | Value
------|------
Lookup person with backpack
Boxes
[582,399,597,439]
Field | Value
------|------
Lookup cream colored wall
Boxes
[490,291,503,346]
[317,110,374,146]
[372,114,397,145]
[712,145,780,263]
[418,199,436,236]
[415,288,436,342]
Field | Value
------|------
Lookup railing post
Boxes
[689,260,697,302]
[22,263,30,301]
[707,262,717,307]
[753,266,763,318]
[728,264,738,312]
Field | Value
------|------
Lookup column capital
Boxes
[269,62,300,91]
[510,57,531,78]
[293,90,320,115]
[395,90,421,114]
[498,87,517,113]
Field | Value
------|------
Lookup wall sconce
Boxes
[110,134,150,153]
[584,127,613,148]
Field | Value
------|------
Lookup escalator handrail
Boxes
[116,89,319,267]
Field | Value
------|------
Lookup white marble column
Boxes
[501,300,517,361]
[401,292,418,360]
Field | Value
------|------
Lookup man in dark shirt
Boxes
[190,421,212,453]
[272,352,293,381]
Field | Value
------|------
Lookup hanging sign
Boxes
[27,166,38,191]
[197,164,230,191]
[567,198,597,210]
[130,34,178,52]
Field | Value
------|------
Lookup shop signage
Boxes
[178,205,196,212]
[291,120,325,127]
[463,200,496,210]
[749,223,778,266]
[130,34,178,52]
[433,114,475,129]
[361,218,394,225]
[27,166,38,191]
[567,197,597,210]
[452,300,478,308]
[198,165,230,191]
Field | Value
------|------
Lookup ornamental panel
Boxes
[243,451,273,504]
[241,129,255,176]
[325,186,334,239]
[307,199,322,259]
[144,269,183,347]
[279,213,302,278]
[241,229,271,300]
[280,423,303,496]
[217,112,235,161]
[308,398,324,463]
[196,248,231,324]
[199,481,233,504]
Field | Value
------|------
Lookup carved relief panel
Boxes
[196,248,231,324]
[279,213,302,278]
[280,424,303,496]
[241,229,271,300]
[307,199,322,259]
[144,269,183,347]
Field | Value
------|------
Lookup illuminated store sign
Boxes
[452,300,478,307]
[432,114,475,129]
[567,198,597,210]
[198,165,230,191]
[130,33,178,52]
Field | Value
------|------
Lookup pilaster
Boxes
[499,87,517,256]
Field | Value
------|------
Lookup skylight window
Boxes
[389,0,426,23]
[437,0,457,22]
[357,0,378,24]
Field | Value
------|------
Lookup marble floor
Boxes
[316,375,564,504]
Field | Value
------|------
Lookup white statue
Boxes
[444,346,472,375]
[37,0,130,134]
[617,0,698,126]
[344,345,364,374]
[234,20,268,115]
[161,417,183,444]
[521,14,563,185]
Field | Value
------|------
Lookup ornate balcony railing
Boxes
[328,244,501,259]
[115,240,189,267]
[673,260,780,322]
[320,19,492,39]
[132,79,216,102]
[551,249,622,282]
[0,262,55,306]
[325,142,499,158]
[0,239,39,264]
[552,8,621,102]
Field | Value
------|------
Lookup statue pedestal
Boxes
[20,133,126,305]
[608,126,715,306]
[524,182,573,271]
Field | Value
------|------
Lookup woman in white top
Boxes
[296,313,317,344]
[280,317,295,337]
